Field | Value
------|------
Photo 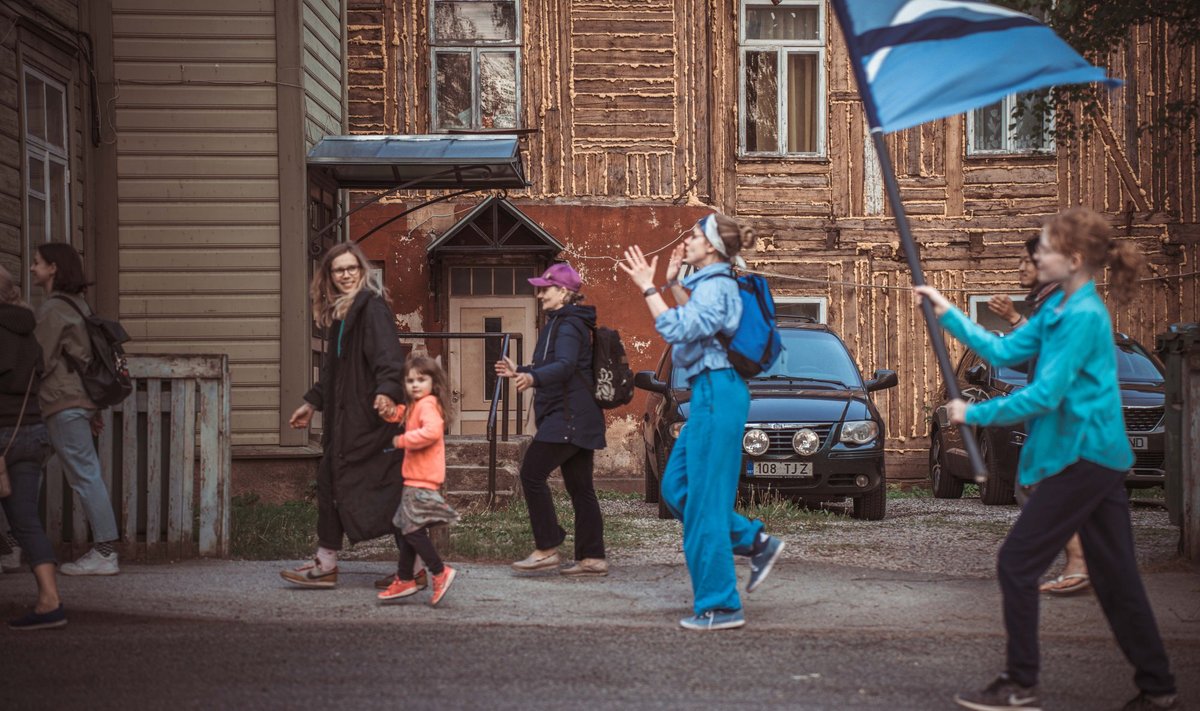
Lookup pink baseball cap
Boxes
[527,262,582,292]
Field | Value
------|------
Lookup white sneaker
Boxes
[0,545,22,573]
[60,548,120,576]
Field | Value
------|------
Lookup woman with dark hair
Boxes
[916,207,1177,711]
[618,212,784,631]
[1,265,66,629]
[281,242,409,589]
[495,263,609,577]
[30,243,121,576]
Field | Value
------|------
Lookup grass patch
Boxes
[1130,486,1166,501]
[887,483,931,499]
[735,490,836,534]
[231,494,318,560]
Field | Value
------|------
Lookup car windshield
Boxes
[1116,342,1164,383]
[982,341,1164,385]
[752,329,863,388]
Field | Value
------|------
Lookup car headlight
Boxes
[669,422,684,439]
[839,420,879,445]
[743,429,770,456]
[792,428,820,456]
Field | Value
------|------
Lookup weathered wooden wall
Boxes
[347,0,1199,477]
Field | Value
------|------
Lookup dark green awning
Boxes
[306,135,528,190]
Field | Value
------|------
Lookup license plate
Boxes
[1128,436,1147,450]
[750,461,814,478]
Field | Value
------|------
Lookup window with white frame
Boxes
[739,0,826,157]
[22,66,70,254]
[968,91,1054,155]
[968,294,1026,333]
[430,0,521,131]
[775,296,827,324]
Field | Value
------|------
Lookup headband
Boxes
[698,214,728,258]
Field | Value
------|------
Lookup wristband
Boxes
[642,286,657,297]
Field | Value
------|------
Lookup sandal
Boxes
[1040,572,1091,595]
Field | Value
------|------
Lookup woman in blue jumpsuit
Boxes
[619,212,784,631]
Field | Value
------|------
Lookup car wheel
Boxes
[852,473,887,520]
[644,453,660,504]
[978,435,1015,505]
[655,444,674,520]
[929,429,964,499]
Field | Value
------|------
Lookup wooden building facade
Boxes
[1,0,349,465]
[344,0,1199,479]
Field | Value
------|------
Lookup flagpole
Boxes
[830,1,989,484]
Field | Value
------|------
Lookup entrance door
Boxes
[449,296,536,435]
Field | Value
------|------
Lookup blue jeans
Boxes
[45,408,119,544]
[661,368,763,615]
[1,423,56,568]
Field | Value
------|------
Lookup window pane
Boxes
[514,266,534,295]
[471,267,492,295]
[776,301,822,323]
[480,51,518,128]
[434,1,517,42]
[1010,92,1048,152]
[493,267,514,295]
[483,316,502,399]
[435,52,472,129]
[745,6,819,41]
[45,83,66,149]
[28,195,46,243]
[972,101,1004,151]
[24,75,46,142]
[27,152,45,196]
[786,52,818,153]
[744,51,779,152]
[49,160,68,243]
[450,267,471,295]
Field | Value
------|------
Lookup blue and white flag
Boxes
[830,0,1121,134]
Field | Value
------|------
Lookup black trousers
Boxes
[520,441,605,560]
[315,456,344,550]
[998,460,1175,694]
[396,527,444,579]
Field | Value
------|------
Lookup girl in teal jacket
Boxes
[916,207,1176,711]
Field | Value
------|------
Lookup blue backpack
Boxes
[717,272,783,378]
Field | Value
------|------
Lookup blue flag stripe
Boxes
[858,15,1042,57]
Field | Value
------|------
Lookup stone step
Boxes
[445,464,519,493]
[445,490,517,508]
[444,434,530,468]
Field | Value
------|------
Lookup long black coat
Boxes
[519,304,606,450]
[304,291,406,543]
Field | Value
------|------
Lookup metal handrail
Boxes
[395,331,525,509]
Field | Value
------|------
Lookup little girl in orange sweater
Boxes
[375,354,460,606]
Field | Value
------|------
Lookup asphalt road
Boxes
[3,559,1198,710]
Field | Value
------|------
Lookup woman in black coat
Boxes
[495,263,608,576]
[281,243,407,589]
[0,265,65,629]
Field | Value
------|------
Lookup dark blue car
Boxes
[929,332,1166,504]
[634,318,898,520]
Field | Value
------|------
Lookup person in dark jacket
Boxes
[0,265,66,629]
[495,263,608,576]
[280,243,408,589]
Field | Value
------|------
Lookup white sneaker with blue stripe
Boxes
[679,608,745,631]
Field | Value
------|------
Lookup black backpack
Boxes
[587,325,635,409]
[53,296,133,408]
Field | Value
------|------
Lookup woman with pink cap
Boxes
[495,262,608,577]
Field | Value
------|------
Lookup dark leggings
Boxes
[395,526,444,580]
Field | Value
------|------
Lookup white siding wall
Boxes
[112,0,281,446]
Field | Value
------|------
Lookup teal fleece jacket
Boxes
[939,280,1133,486]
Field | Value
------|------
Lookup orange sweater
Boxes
[384,395,446,490]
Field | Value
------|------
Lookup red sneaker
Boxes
[377,576,421,602]
[430,566,457,607]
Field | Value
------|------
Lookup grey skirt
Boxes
[393,485,460,535]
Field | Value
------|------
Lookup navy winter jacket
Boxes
[520,304,606,450]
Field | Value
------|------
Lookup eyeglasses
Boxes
[331,265,361,277]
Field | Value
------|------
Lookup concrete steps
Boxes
[442,435,530,508]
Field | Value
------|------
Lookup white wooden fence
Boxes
[42,355,231,559]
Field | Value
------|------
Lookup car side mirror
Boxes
[866,369,898,392]
[634,370,668,394]
[965,363,989,387]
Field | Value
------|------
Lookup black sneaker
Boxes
[954,674,1041,710]
[9,604,67,631]
[1121,692,1180,710]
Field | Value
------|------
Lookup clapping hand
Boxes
[665,243,685,284]
[618,245,659,292]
